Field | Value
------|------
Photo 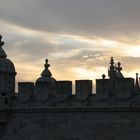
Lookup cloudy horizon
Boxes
[1,0,140,92]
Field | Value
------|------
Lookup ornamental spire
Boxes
[135,73,139,92]
[108,57,116,79]
[41,58,52,77]
[116,62,124,78]
[0,35,7,58]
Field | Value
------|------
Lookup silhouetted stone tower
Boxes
[0,35,16,98]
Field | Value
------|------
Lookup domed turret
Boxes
[36,59,56,85]
[0,35,16,96]
[35,59,56,98]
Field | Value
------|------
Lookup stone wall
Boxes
[1,108,140,140]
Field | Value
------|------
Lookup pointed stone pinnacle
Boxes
[0,34,5,47]
[41,58,52,77]
[0,35,7,58]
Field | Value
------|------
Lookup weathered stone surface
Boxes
[75,80,92,101]
[18,82,34,94]
[1,109,140,140]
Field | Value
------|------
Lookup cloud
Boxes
[1,0,140,92]
[1,21,139,82]
[1,0,140,38]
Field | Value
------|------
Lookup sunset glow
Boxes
[1,0,140,90]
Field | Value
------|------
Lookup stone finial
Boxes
[0,35,4,47]
[116,62,122,72]
[0,35,7,58]
[108,57,116,79]
[135,73,139,92]
[110,57,115,69]
[110,57,114,65]
[41,58,52,77]
[44,59,50,69]
[116,62,124,78]
[109,57,115,72]
[102,74,106,80]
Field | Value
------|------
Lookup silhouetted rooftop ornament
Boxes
[135,73,139,92]
[41,59,52,77]
[116,62,122,71]
[116,62,124,78]
[110,57,115,69]
[36,58,56,84]
[108,57,116,79]
[102,74,106,79]
[0,35,7,58]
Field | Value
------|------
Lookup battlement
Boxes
[1,79,140,110]
[0,35,140,111]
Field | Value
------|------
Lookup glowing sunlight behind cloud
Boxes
[1,19,140,85]
[126,46,140,57]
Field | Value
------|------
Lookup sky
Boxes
[1,0,140,92]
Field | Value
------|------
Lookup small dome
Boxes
[0,58,16,74]
[0,35,16,75]
[36,76,56,83]
[36,77,56,87]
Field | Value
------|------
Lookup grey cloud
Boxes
[51,49,109,69]
[1,0,140,38]
[5,40,50,61]
[4,36,110,70]
[121,57,140,72]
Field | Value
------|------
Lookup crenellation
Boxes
[116,78,134,100]
[18,82,34,94]
[75,80,92,101]
[0,35,140,109]
[56,81,72,101]
[96,79,110,101]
